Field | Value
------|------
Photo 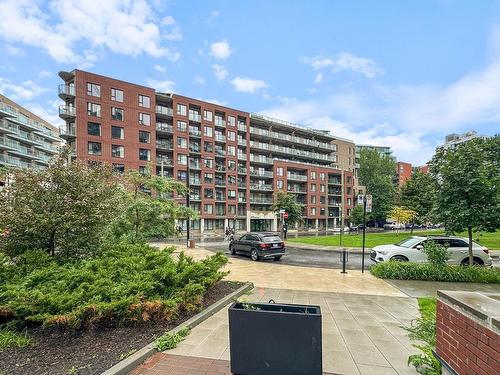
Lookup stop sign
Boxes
[283,212,289,219]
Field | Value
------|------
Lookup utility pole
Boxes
[339,171,344,246]
[361,195,367,273]
[186,156,191,247]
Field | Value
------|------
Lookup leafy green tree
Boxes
[110,167,196,242]
[429,136,500,265]
[400,170,437,224]
[387,206,417,235]
[271,190,304,228]
[0,150,122,259]
[349,204,365,225]
[358,149,397,225]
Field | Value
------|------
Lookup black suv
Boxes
[229,232,285,261]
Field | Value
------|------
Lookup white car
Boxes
[370,236,492,266]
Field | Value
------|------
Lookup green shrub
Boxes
[154,326,190,350]
[370,261,500,283]
[0,327,32,350]
[0,243,228,329]
[422,240,449,266]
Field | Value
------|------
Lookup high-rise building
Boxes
[0,94,61,171]
[442,131,488,149]
[396,161,413,187]
[58,69,356,233]
[355,144,396,161]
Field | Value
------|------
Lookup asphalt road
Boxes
[202,241,373,271]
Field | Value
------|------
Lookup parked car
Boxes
[229,232,285,261]
[383,223,405,230]
[370,236,492,266]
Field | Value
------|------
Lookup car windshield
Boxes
[395,237,422,248]
[262,235,282,243]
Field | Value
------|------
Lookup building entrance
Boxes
[250,219,272,232]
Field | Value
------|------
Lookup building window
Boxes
[311,207,316,215]
[228,190,236,199]
[87,102,101,117]
[228,116,236,126]
[204,141,213,152]
[139,149,150,161]
[177,103,187,116]
[227,131,236,141]
[139,131,150,144]
[112,145,125,158]
[277,180,283,189]
[87,122,101,136]
[111,107,124,121]
[227,145,236,156]
[177,121,187,132]
[139,166,147,175]
[112,126,124,139]
[177,154,187,165]
[113,164,125,173]
[177,137,187,148]
[311,196,317,204]
[204,188,213,199]
[204,204,213,214]
[204,158,213,168]
[320,184,326,193]
[138,95,150,108]
[228,160,236,171]
[320,173,325,181]
[203,110,213,122]
[88,141,102,155]
[311,184,317,192]
[204,126,213,137]
[111,88,123,102]
[276,167,284,176]
[228,205,236,214]
[87,82,101,97]
[139,113,150,126]
[177,171,187,182]
[310,171,317,180]
[204,173,213,183]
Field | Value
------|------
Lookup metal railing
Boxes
[156,105,173,116]
[249,197,274,204]
[58,84,75,97]
[59,105,76,117]
[287,173,307,181]
[156,123,173,133]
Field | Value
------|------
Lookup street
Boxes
[202,241,374,271]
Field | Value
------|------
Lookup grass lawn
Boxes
[418,297,437,321]
[287,229,500,249]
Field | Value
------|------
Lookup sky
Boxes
[0,0,499,165]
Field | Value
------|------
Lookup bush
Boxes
[370,261,500,283]
[421,240,449,266]
[154,326,190,350]
[0,243,228,329]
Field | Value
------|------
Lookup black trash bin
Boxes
[229,301,322,375]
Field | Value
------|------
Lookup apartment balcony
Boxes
[0,137,17,150]
[328,178,342,185]
[237,123,247,132]
[250,170,273,178]
[215,180,226,187]
[189,128,201,137]
[237,153,247,161]
[328,190,342,196]
[215,149,226,157]
[156,123,173,133]
[0,121,16,134]
[215,119,226,127]
[58,84,75,100]
[238,197,247,203]
[215,165,226,172]
[287,187,307,194]
[189,145,200,153]
[189,113,201,122]
[215,135,226,143]
[249,197,274,204]
[189,162,201,170]
[34,142,58,154]
[287,173,307,181]
[250,184,273,191]
[0,154,31,168]
[190,195,201,201]
[59,105,76,120]
[237,139,247,147]
[238,167,247,174]
[59,124,76,140]
[157,157,173,166]
[238,182,246,188]
[189,178,201,185]
[249,154,273,164]
[156,105,173,118]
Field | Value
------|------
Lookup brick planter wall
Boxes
[435,291,500,375]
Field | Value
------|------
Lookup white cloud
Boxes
[204,10,220,25]
[0,77,47,101]
[303,52,384,78]
[0,0,181,64]
[154,64,167,73]
[194,76,206,85]
[145,78,175,92]
[28,99,63,127]
[38,70,52,78]
[212,64,228,81]
[314,73,323,84]
[210,40,232,60]
[161,16,182,41]
[230,77,268,94]
[5,45,24,56]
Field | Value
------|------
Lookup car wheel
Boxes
[230,245,236,255]
[390,255,409,262]
[250,249,259,261]
[461,257,484,266]
[274,256,282,261]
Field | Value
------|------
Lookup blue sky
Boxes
[0,0,499,165]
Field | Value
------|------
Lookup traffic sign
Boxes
[357,194,364,205]
[279,209,286,214]
[366,195,373,213]
[283,212,289,219]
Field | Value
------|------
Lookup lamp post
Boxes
[186,155,191,248]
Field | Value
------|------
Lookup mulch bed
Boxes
[0,280,244,375]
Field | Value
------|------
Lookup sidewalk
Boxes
[133,287,420,375]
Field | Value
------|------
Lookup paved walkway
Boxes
[387,279,500,297]
[138,287,419,375]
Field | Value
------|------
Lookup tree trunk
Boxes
[48,228,56,257]
[468,225,473,266]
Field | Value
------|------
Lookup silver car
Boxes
[370,236,492,266]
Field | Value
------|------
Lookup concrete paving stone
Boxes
[190,338,228,359]
[324,350,361,375]
[330,309,355,320]
[168,343,197,357]
[335,318,364,331]
[347,343,391,367]
[341,329,374,346]
[358,363,398,375]
[362,326,397,340]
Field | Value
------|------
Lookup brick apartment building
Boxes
[58,69,356,234]
[396,161,413,187]
[0,94,61,172]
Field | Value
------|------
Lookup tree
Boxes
[110,167,196,242]
[270,190,304,228]
[0,150,122,259]
[429,136,500,265]
[387,206,417,235]
[399,170,437,224]
[349,204,365,225]
[358,149,397,225]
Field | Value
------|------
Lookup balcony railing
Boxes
[238,139,247,146]
[287,173,308,181]
[189,162,201,169]
[250,184,273,191]
[215,150,226,157]
[249,154,273,164]
[215,135,226,142]
[156,141,173,150]
[249,197,273,204]
[250,170,273,178]
[59,105,76,117]
[215,118,226,127]
[58,84,75,97]
[156,123,173,133]
[238,167,247,174]
[238,123,247,132]
[189,178,201,185]
[238,153,247,161]
[156,105,173,116]
[288,187,307,193]
[215,180,226,186]
[156,157,173,166]
[189,129,201,137]
[59,125,76,137]
[328,179,342,185]
[189,113,201,122]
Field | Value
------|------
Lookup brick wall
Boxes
[436,299,500,375]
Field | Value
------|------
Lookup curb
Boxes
[101,282,254,375]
